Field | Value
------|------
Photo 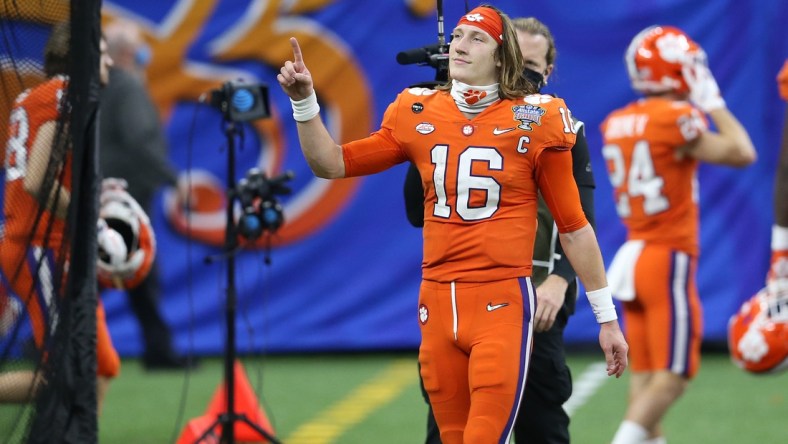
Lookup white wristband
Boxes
[291,91,320,122]
[586,287,618,324]
[772,225,788,251]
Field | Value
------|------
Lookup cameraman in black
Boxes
[403,17,596,444]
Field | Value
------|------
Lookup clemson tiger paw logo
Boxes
[463,89,487,105]
[738,329,768,363]
[419,304,429,325]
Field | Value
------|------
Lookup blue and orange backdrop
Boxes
[2,0,787,355]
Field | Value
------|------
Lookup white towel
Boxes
[607,240,645,301]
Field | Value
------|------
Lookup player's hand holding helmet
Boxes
[97,178,156,289]
[681,57,726,113]
[728,285,788,374]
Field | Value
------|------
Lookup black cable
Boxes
[167,100,201,444]
[246,244,279,432]
[258,246,279,431]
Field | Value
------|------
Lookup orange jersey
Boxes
[343,88,583,282]
[2,76,71,247]
[779,60,788,100]
[600,97,708,256]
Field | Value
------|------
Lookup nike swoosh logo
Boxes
[486,302,509,312]
[493,127,515,135]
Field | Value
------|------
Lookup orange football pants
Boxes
[624,244,702,378]
[1,242,120,377]
[418,277,535,444]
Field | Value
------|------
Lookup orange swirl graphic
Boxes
[105,0,373,246]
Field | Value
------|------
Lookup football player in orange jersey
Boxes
[0,22,118,413]
[278,5,628,444]
[407,16,599,444]
[602,26,756,444]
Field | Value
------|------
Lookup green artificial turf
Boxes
[4,351,785,443]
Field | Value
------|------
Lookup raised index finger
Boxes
[290,37,304,65]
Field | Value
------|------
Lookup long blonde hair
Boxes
[438,4,535,99]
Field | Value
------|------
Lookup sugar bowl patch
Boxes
[512,104,545,131]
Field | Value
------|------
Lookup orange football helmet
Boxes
[728,286,788,374]
[625,25,706,94]
[97,180,156,290]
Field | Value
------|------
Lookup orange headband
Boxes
[457,6,503,45]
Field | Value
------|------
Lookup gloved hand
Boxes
[682,59,726,113]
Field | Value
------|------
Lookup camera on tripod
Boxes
[206,80,271,122]
[235,168,295,240]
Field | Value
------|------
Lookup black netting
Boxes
[1,1,101,443]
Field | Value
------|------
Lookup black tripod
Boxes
[195,120,281,444]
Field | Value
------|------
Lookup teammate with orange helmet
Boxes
[602,25,756,443]
[625,25,707,96]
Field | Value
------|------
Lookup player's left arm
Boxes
[559,223,628,378]
[550,120,596,282]
[535,121,595,331]
[24,120,70,219]
[538,147,628,377]
[536,149,603,294]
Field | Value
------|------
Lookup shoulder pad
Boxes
[406,87,439,97]
[523,94,562,105]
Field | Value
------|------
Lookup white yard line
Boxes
[563,362,610,417]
